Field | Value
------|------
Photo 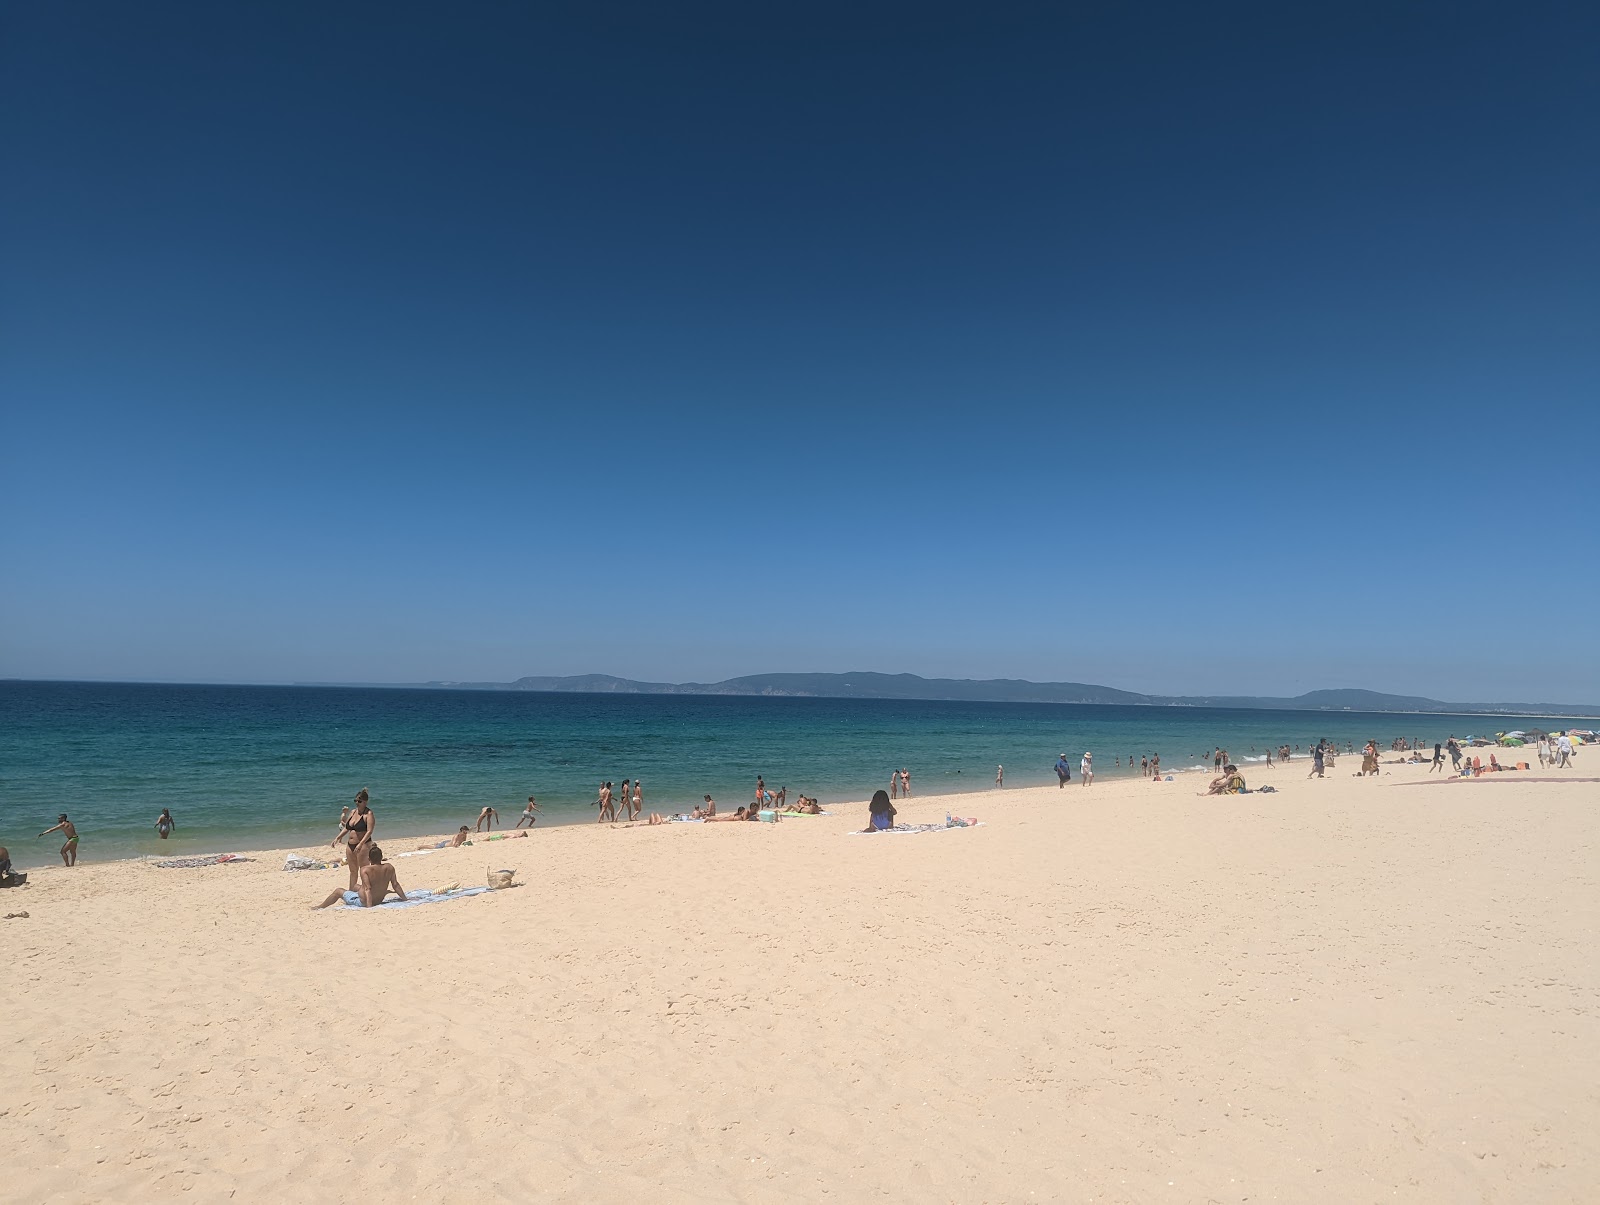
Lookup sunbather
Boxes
[0,846,25,887]
[417,827,472,850]
[314,845,406,908]
[703,805,758,822]
[863,789,896,832]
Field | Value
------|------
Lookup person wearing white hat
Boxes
[1080,751,1093,786]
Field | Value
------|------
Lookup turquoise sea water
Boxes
[0,681,1566,867]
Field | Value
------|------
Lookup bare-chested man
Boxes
[39,814,80,866]
[475,804,499,832]
[514,796,540,828]
[314,845,407,908]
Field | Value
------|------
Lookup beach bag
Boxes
[487,868,516,890]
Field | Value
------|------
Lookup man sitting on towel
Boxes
[313,845,407,909]
[1203,766,1247,796]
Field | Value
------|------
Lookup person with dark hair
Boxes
[314,844,407,909]
[342,793,376,889]
[514,797,540,828]
[0,846,25,887]
[1054,754,1071,787]
[863,789,897,832]
[39,814,80,866]
[154,808,176,839]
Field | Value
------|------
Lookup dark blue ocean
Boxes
[0,681,1549,866]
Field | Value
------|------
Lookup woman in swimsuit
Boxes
[154,808,176,839]
[345,791,375,891]
[631,780,643,821]
[39,814,80,866]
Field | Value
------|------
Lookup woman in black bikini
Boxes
[344,790,375,891]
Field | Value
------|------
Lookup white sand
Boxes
[4,756,1596,1202]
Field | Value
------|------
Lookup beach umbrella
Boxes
[1505,730,1526,738]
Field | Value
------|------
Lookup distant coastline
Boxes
[397,672,1598,719]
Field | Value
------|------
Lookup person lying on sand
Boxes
[417,827,472,851]
[781,796,822,814]
[314,845,406,909]
[703,805,758,822]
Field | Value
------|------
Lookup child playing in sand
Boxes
[39,814,80,866]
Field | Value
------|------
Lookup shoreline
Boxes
[7,757,1595,1202]
[13,750,1585,873]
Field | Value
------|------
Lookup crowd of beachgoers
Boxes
[2,727,1586,900]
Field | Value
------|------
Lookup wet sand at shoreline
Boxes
[5,756,1595,1202]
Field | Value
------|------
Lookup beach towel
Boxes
[335,886,492,910]
[283,854,329,871]
[668,815,706,823]
[154,853,255,869]
[848,821,984,837]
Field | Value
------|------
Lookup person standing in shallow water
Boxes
[154,808,176,839]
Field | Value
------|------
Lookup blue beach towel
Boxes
[338,886,492,910]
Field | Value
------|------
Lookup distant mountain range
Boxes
[417,672,1599,717]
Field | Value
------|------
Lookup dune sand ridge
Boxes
[4,754,1596,1203]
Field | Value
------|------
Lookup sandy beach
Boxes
[5,755,1595,1203]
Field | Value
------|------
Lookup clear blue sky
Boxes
[2,2,1596,701]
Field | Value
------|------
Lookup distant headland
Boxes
[405,672,1598,718]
